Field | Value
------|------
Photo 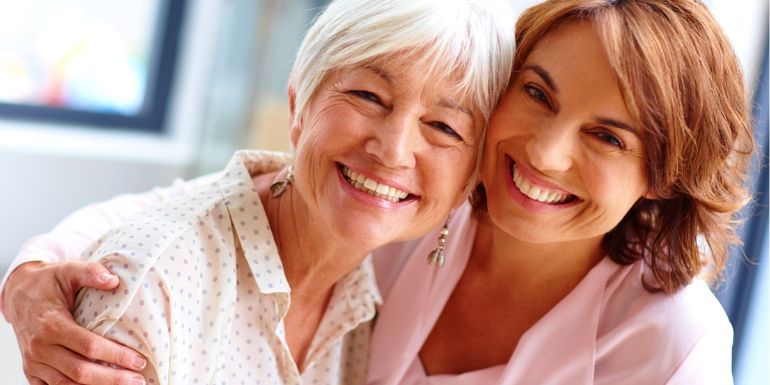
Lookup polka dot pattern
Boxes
[73,150,382,385]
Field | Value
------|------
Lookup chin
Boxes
[331,217,396,248]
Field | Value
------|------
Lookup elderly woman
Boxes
[1,0,514,384]
[2,0,754,384]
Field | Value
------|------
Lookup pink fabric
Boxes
[0,173,220,317]
[2,175,735,384]
[401,358,504,385]
[368,202,734,385]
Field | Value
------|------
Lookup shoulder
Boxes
[75,175,238,320]
[595,261,733,384]
[81,177,225,272]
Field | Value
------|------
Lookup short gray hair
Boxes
[290,0,516,126]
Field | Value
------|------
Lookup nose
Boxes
[364,111,418,169]
[525,121,575,173]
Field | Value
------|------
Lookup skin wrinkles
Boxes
[344,66,477,145]
[269,54,486,367]
[361,63,475,118]
[289,56,483,253]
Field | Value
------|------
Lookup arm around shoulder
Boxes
[1,172,218,313]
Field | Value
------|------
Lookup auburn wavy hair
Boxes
[473,0,754,293]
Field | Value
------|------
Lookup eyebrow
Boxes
[439,99,472,116]
[595,116,638,135]
[359,64,472,116]
[360,64,393,85]
[522,64,558,93]
[522,64,637,135]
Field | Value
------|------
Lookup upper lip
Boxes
[338,163,417,196]
[506,155,577,197]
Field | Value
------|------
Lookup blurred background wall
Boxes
[0,0,766,384]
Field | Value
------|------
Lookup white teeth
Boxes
[511,164,571,204]
[376,184,389,195]
[342,166,409,203]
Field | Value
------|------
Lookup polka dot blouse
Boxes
[73,150,382,385]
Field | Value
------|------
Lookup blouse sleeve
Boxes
[0,173,219,315]
[73,253,173,385]
[664,324,734,385]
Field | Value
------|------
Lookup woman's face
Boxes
[481,21,649,246]
[291,54,484,248]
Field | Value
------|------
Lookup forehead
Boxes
[528,22,613,86]
[525,21,632,116]
[359,51,464,86]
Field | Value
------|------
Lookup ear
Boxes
[288,86,301,148]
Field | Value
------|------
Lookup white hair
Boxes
[289,0,516,126]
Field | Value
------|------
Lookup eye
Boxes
[349,90,383,105]
[524,84,551,107]
[594,131,625,149]
[427,121,462,141]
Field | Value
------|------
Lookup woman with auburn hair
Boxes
[368,0,752,383]
[1,0,754,384]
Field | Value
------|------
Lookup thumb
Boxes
[57,261,120,294]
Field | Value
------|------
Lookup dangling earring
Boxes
[427,220,449,268]
[270,165,294,197]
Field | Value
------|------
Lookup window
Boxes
[0,0,185,131]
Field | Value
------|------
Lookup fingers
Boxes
[57,260,120,294]
[25,362,79,385]
[38,345,146,385]
[58,321,147,371]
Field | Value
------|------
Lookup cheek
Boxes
[452,151,477,191]
[291,117,344,201]
[422,148,477,204]
[293,132,325,198]
[480,122,510,176]
[484,105,535,159]
[479,148,499,190]
[587,163,647,215]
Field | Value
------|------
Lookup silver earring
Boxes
[270,165,294,197]
[427,220,449,268]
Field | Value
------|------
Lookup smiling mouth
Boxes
[510,162,578,205]
[339,164,413,203]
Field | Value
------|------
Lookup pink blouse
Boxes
[369,203,734,385]
[3,179,734,384]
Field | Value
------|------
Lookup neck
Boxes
[470,217,605,292]
[255,172,370,305]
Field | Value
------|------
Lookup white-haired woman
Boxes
[1,1,514,384]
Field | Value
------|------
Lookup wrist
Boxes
[3,261,45,321]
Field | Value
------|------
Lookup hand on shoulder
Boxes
[4,261,148,385]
